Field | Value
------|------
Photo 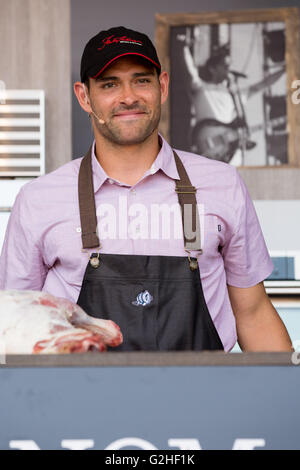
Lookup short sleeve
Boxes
[221,169,274,288]
[0,187,48,290]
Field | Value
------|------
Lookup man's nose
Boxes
[119,83,139,106]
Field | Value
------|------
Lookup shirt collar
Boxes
[153,134,180,180]
[90,134,180,194]
[91,141,109,193]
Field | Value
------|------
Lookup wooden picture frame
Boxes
[155,7,300,169]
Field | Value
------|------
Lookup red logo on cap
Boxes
[98,35,143,51]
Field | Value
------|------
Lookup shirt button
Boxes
[76,227,82,233]
[108,178,114,184]
[130,189,136,195]
[150,166,156,175]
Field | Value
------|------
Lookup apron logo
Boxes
[132,290,153,307]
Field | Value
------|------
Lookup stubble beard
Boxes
[92,102,161,146]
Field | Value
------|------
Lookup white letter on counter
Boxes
[168,439,202,450]
[232,439,266,450]
[61,439,94,450]
[105,437,157,450]
[9,440,40,450]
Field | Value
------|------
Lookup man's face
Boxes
[86,56,168,145]
[211,55,231,84]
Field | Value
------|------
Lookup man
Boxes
[179,35,285,165]
[0,26,292,352]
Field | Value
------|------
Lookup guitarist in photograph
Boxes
[178,32,285,165]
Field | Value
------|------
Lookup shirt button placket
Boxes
[128,188,138,241]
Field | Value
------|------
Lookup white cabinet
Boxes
[0,90,45,177]
[0,88,45,254]
[0,178,33,253]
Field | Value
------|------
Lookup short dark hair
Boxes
[207,44,229,67]
[197,44,230,82]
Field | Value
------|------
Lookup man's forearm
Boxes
[236,297,293,352]
[248,67,285,98]
[183,45,202,89]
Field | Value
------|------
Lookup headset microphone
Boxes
[82,84,105,124]
[89,109,105,125]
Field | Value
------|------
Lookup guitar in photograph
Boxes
[192,115,287,163]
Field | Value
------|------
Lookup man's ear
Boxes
[73,82,92,114]
[159,71,169,105]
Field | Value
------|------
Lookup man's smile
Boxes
[112,110,148,120]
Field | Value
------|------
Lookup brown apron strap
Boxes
[78,147,201,254]
[173,150,202,252]
[78,146,100,249]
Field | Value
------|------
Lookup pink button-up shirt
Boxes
[0,136,273,351]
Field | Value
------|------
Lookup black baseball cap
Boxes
[80,26,161,82]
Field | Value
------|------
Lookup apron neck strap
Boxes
[173,151,201,252]
[78,146,100,250]
[78,147,201,252]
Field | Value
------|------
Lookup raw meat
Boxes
[0,290,123,354]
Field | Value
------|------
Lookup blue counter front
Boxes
[0,352,299,450]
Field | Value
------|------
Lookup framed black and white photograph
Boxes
[156,8,300,168]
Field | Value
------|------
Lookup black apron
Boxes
[76,147,223,351]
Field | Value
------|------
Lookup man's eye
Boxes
[102,82,115,89]
[137,78,151,84]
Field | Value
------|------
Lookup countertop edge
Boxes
[0,351,297,367]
